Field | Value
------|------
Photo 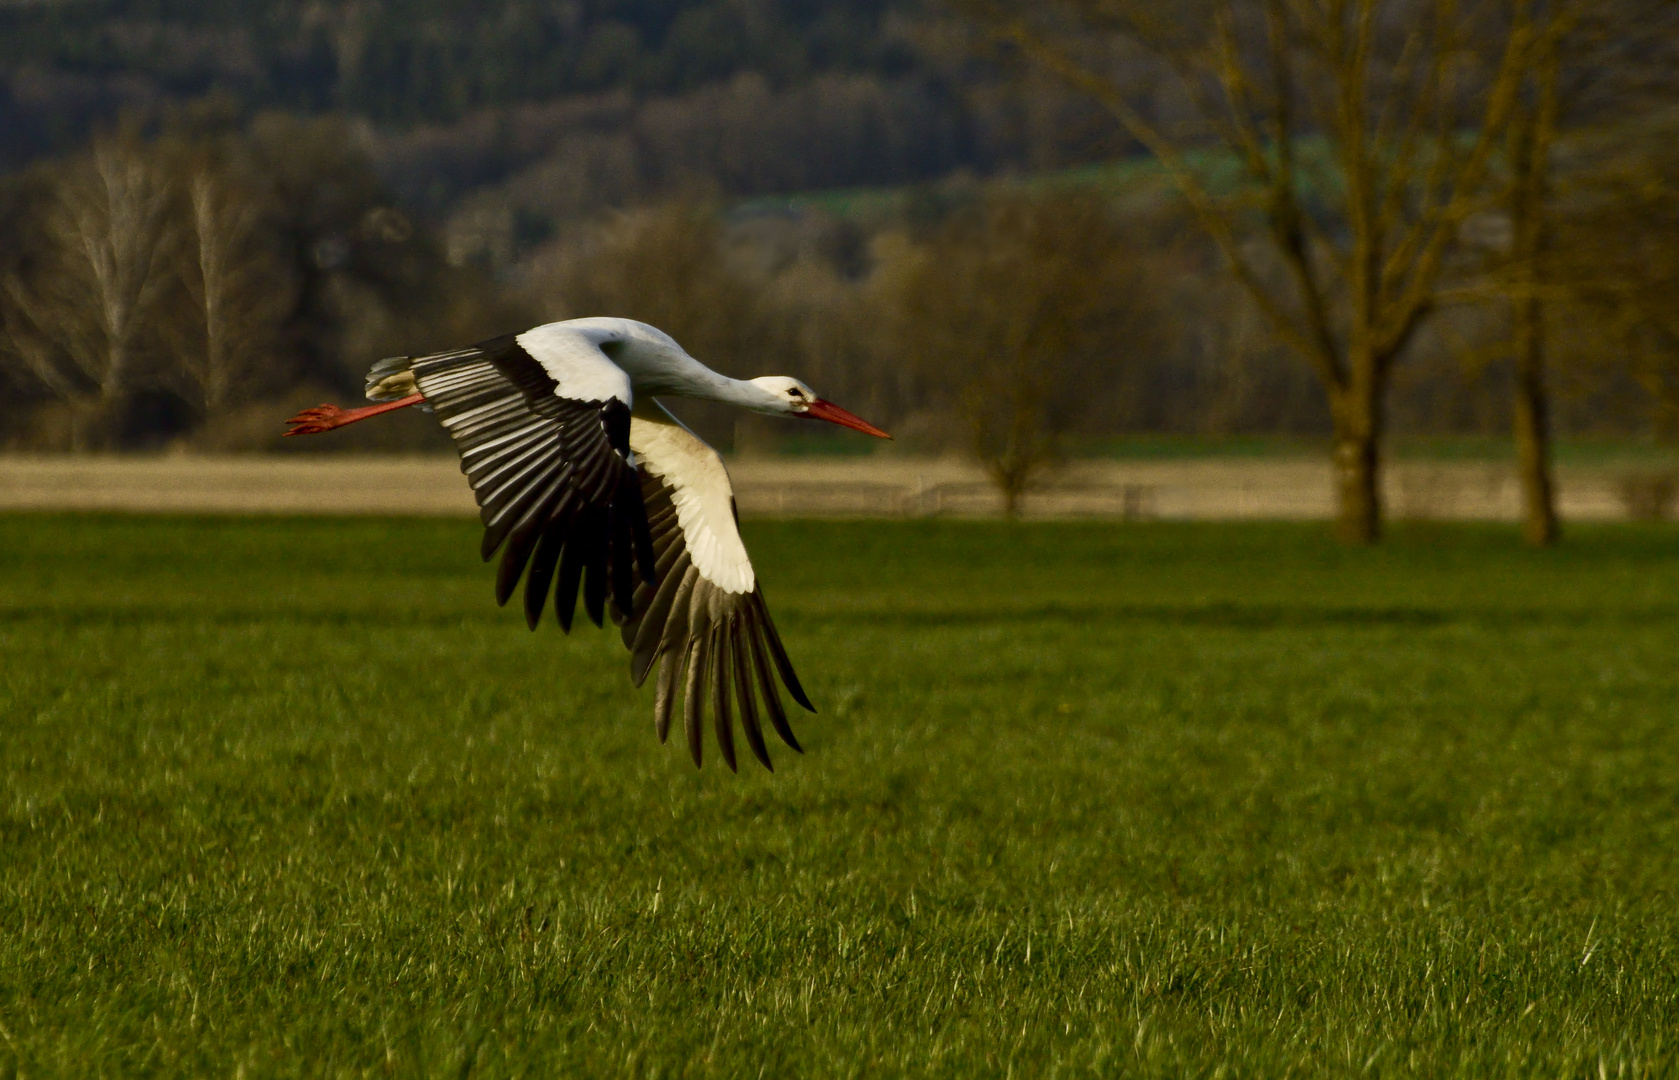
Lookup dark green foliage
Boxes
[3,515,1679,1074]
[0,0,908,126]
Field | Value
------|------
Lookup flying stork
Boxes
[283,318,890,771]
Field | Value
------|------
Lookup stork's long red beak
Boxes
[800,399,892,439]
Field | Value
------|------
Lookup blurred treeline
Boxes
[1,0,1678,479]
[0,119,1324,458]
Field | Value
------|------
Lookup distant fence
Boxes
[0,454,1669,521]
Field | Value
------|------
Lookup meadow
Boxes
[2,513,1678,1077]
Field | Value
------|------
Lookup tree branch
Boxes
[987,7,1345,387]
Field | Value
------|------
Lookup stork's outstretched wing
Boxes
[400,328,656,628]
[609,400,814,772]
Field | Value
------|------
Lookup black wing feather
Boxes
[631,553,693,686]
[523,524,566,630]
[581,516,610,628]
[610,463,812,770]
[553,530,586,632]
[683,635,708,768]
[733,635,772,771]
[756,596,814,712]
[747,619,800,753]
[654,648,681,744]
[410,335,653,631]
[711,627,737,772]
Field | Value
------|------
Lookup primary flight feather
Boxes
[283,318,891,771]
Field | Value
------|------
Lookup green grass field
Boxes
[4,515,1679,1077]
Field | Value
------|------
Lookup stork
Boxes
[283,318,890,771]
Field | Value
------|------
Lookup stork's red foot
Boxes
[283,393,425,436]
[284,404,350,436]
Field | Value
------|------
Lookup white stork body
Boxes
[285,318,889,771]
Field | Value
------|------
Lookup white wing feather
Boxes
[629,400,755,595]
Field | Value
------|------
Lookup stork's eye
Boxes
[788,388,805,399]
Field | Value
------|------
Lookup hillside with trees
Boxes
[0,0,1114,206]
[0,0,916,122]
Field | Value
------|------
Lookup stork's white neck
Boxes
[681,374,769,408]
[630,360,760,405]
[537,317,780,411]
[615,341,770,409]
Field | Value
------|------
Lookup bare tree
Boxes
[171,158,293,421]
[1549,112,1679,437]
[960,0,1537,541]
[1497,5,1570,545]
[1445,0,1677,545]
[877,190,1156,515]
[0,286,82,406]
[1,131,177,449]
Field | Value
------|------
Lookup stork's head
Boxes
[744,377,892,438]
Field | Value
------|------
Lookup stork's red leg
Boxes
[284,393,425,436]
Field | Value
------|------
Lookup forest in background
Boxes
[3,0,1679,537]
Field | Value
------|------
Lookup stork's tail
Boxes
[365,355,421,403]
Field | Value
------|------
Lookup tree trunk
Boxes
[1506,40,1562,548]
[1512,296,1559,546]
[93,341,129,451]
[69,405,89,454]
[992,454,1030,519]
[1330,378,1382,544]
[1492,8,1567,546]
